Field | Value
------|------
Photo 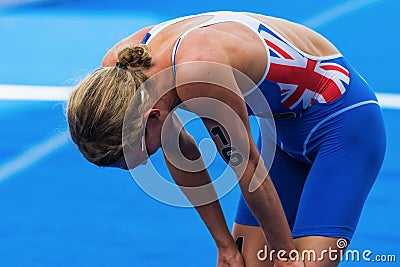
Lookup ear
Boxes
[144,109,161,121]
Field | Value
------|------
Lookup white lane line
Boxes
[303,0,386,29]
[376,93,400,110]
[0,84,72,101]
[0,132,69,183]
[1,84,399,109]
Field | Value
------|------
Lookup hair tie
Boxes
[116,62,128,70]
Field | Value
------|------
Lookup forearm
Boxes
[163,131,236,249]
[193,196,236,249]
[166,161,236,249]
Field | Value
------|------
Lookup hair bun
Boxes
[118,45,152,68]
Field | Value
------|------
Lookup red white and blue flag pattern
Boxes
[257,24,350,111]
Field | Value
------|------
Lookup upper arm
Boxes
[101,26,154,67]
[173,32,261,174]
[174,29,248,121]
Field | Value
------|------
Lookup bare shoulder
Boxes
[173,25,260,68]
[173,25,267,92]
[174,27,230,64]
[101,25,154,67]
[173,27,238,91]
[173,28,249,107]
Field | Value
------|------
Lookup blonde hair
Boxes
[67,45,151,166]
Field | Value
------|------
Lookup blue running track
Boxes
[0,0,399,266]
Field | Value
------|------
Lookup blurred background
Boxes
[0,0,399,266]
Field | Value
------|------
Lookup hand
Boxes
[217,246,245,267]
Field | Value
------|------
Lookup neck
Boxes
[153,88,180,113]
[145,73,180,113]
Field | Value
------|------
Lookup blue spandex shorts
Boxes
[235,59,386,241]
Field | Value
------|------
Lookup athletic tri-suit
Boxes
[141,11,386,241]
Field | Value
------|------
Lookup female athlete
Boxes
[67,11,386,267]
